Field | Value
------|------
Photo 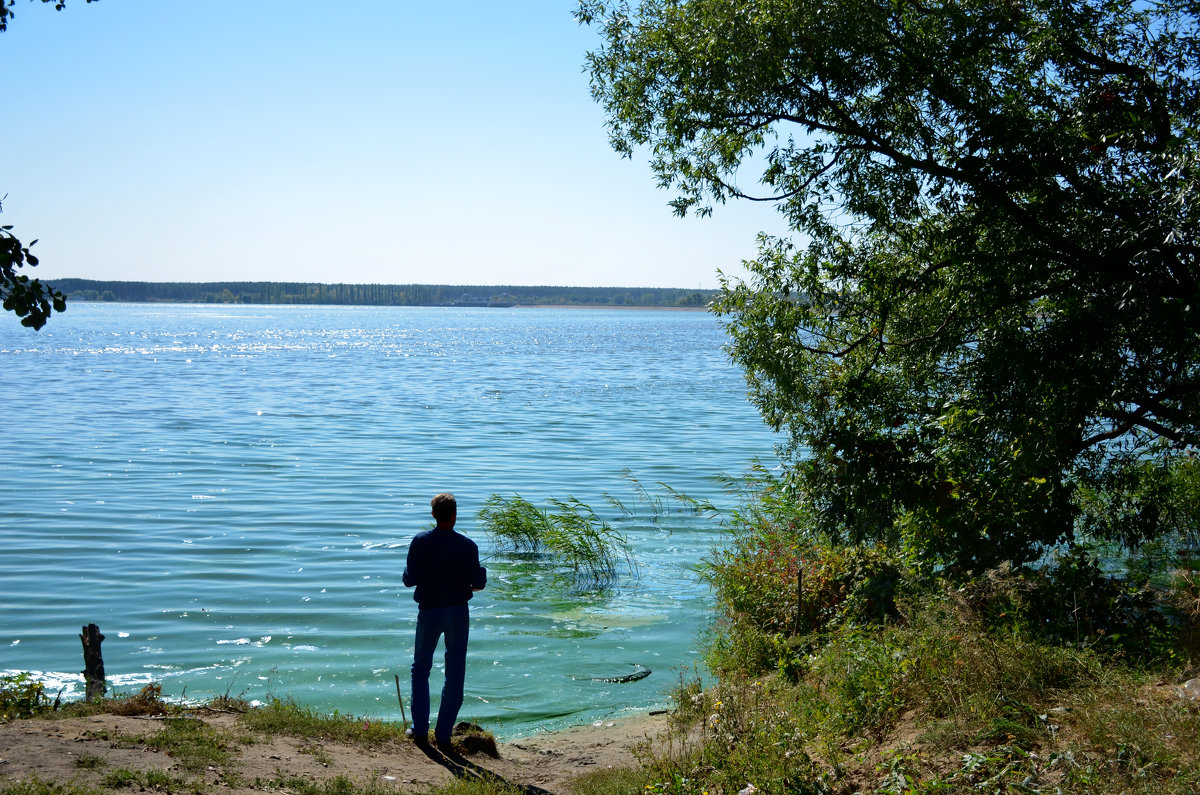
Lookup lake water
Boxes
[0,303,778,737]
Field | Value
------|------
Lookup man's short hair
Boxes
[431,492,457,521]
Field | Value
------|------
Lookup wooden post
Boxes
[395,674,408,729]
[80,623,106,702]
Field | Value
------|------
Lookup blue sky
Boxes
[2,0,787,289]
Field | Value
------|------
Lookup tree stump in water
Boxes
[80,623,106,702]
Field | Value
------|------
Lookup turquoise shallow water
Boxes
[0,303,778,737]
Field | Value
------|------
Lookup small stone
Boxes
[1179,679,1200,701]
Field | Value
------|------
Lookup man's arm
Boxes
[470,543,486,592]
[402,537,421,588]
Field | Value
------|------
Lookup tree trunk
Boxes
[80,623,106,702]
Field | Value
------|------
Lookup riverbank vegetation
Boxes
[594,466,1200,794]
[573,0,1200,790]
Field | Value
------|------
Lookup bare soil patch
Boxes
[0,709,668,794]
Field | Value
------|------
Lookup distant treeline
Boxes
[50,279,716,308]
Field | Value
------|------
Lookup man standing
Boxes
[403,492,487,748]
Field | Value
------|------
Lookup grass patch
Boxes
[238,698,406,749]
[568,765,650,795]
[100,716,235,776]
[0,780,100,795]
[72,753,106,771]
[101,767,180,790]
[254,774,409,794]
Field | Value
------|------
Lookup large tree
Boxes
[0,0,93,329]
[580,0,1200,570]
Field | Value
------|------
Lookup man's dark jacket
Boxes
[402,528,487,608]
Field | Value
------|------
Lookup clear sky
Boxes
[1,0,788,289]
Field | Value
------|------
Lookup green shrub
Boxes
[810,628,910,736]
[0,673,49,720]
[702,526,916,676]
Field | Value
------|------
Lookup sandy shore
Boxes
[0,708,671,794]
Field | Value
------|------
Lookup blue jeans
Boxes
[410,604,469,742]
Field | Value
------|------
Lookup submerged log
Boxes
[80,623,106,702]
[590,667,651,684]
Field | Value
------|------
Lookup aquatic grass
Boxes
[479,494,634,590]
[619,468,721,521]
[478,494,550,554]
[621,468,666,517]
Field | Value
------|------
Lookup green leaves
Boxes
[584,0,1200,570]
[1,224,66,330]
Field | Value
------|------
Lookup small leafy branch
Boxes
[0,197,66,329]
[478,494,636,590]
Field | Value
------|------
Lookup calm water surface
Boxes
[0,303,777,737]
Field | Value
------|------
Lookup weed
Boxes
[238,698,406,748]
[568,765,648,795]
[101,767,182,791]
[99,768,138,788]
[102,716,234,775]
[0,779,100,795]
[297,738,333,765]
[0,673,49,720]
[72,753,106,770]
[256,774,416,794]
[107,682,171,717]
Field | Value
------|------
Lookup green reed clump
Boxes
[477,494,550,553]
[478,494,633,590]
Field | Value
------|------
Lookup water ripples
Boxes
[0,304,777,736]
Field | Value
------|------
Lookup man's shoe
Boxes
[406,728,431,747]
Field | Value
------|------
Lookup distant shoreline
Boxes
[64,298,712,311]
[50,279,716,310]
